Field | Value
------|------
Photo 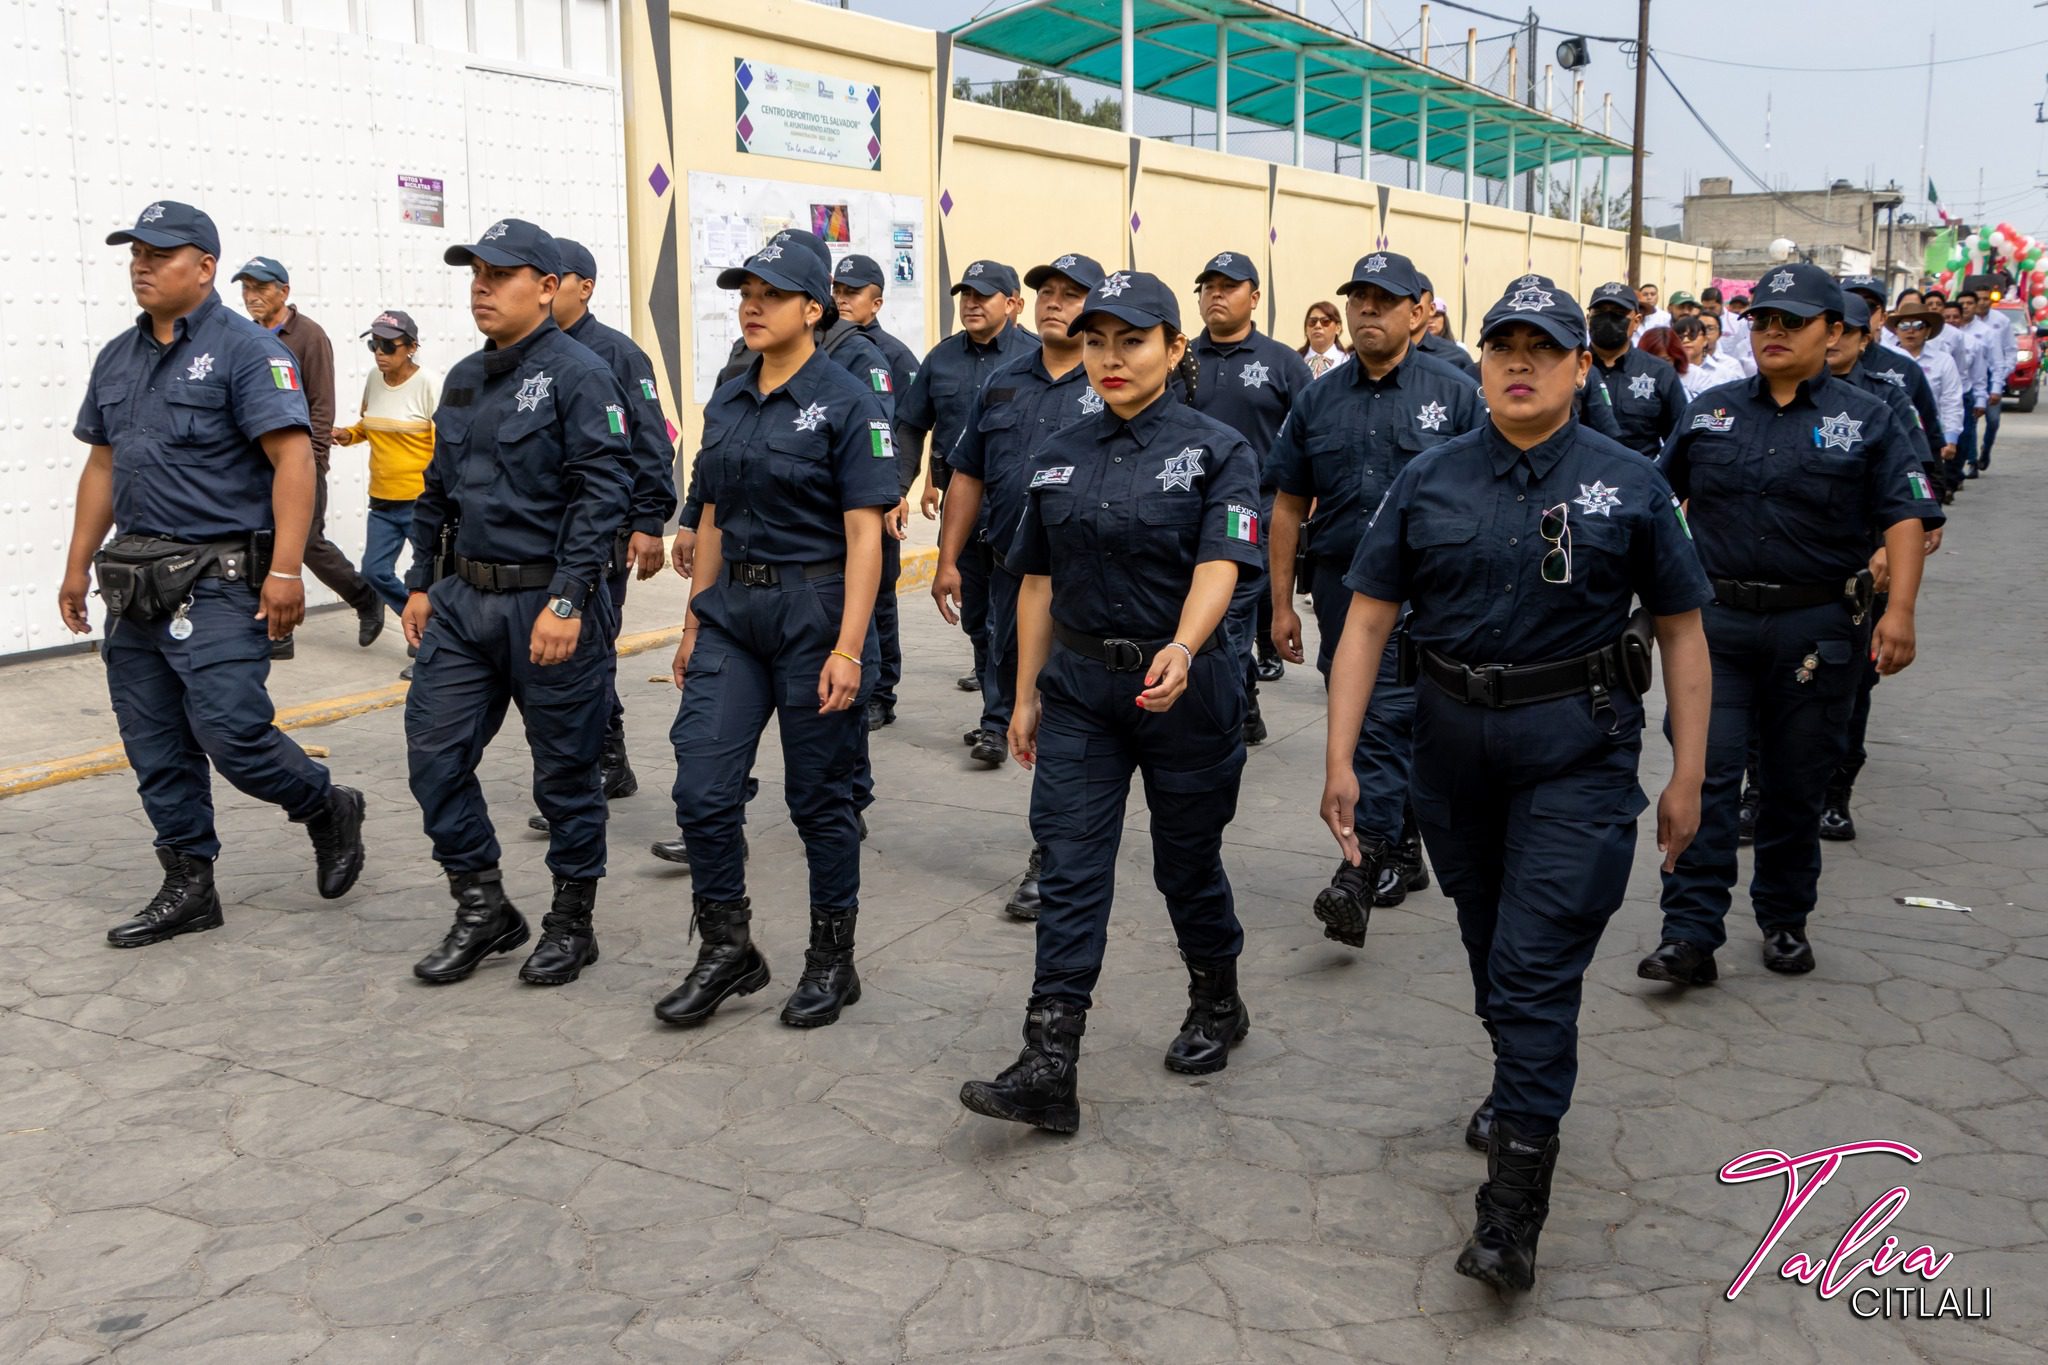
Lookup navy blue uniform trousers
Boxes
[1660,601,1869,951]
[407,579,616,881]
[960,535,994,687]
[103,578,333,859]
[1029,645,1247,1007]
[671,568,875,909]
[606,552,633,746]
[874,534,902,710]
[978,558,1023,737]
[1309,557,1415,846]
[1411,682,1645,1134]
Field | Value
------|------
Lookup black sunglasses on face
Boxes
[366,337,406,355]
[1748,310,1818,334]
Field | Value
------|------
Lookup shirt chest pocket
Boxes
[1405,514,1480,592]
[1794,450,1865,517]
[1306,432,1354,498]
[163,383,235,454]
[489,405,558,496]
[972,405,1020,474]
[764,428,829,498]
[1684,435,1745,496]
[1135,492,1200,555]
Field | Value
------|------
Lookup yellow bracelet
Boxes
[830,649,862,666]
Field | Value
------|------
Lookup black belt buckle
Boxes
[1718,580,1764,611]
[1101,637,1146,672]
[1463,663,1505,708]
[734,563,775,588]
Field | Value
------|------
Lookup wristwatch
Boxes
[548,596,579,620]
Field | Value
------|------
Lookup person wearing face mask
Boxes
[957,270,1266,1135]
[1585,282,1685,459]
[1323,274,1713,1294]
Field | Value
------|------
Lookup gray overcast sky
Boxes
[846,0,2048,233]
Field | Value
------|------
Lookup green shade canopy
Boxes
[953,0,1630,182]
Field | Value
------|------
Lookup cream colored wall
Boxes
[943,102,1128,292]
[1269,169,1378,352]
[1129,140,1270,315]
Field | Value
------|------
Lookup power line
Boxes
[1659,36,2048,73]
[1647,53,1839,226]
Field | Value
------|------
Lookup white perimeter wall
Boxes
[0,0,628,657]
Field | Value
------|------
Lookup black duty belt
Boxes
[453,554,555,592]
[727,558,845,588]
[1421,645,1627,709]
[1053,622,1221,673]
[1710,577,1853,612]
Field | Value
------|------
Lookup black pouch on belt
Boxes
[1294,518,1315,589]
[1394,626,1420,686]
[1618,606,1655,700]
[609,528,633,579]
[91,535,223,623]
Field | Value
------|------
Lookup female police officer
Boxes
[957,271,1265,1135]
[1322,275,1714,1292]
[653,232,898,1030]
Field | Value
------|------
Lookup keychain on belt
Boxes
[1793,649,1819,685]
[167,598,194,641]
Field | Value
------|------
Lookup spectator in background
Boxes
[1684,313,1743,394]
[1426,300,1453,339]
[1298,300,1350,377]
[332,310,438,677]
[1638,324,1689,389]
[1637,282,1672,335]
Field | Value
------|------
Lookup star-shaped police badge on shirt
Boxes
[1240,360,1271,389]
[1078,388,1105,414]
[793,402,828,432]
[1816,411,1864,450]
[1416,400,1448,431]
[1574,480,1623,517]
[1766,270,1796,294]
[1099,272,1132,297]
[515,373,554,412]
[1628,372,1658,400]
[1156,447,1204,492]
[1506,283,1554,312]
[185,353,214,381]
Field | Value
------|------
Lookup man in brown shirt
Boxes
[235,256,383,655]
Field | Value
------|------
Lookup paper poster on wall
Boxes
[734,58,882,171]
[688,171,927,401]
[397,174,444,227]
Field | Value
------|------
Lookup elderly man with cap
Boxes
[333,308,439,655]
[904,259,1034,766]
[1269,251,1482,945]
[61,200,368,947]
[233,254,384,656]
[1412,270,1478,378]
[1586,281,1685,459]
[1187,249,1314,747]
[402,217,634,990]
[1643,262,1941,988]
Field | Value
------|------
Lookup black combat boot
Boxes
[1004,846,1044,921]
[1818,787,1856,841]
[1163,955,1250,1075]
[1464,1098,1496,1151]
[519,876,600,985]
[108,849,224,948]
[780,908,860,1027]
[1761,926,1815,974]
[958,999,1086,1134]
[654,896,771,1025]
[1455,1116,1561,1293]
[649,830,749,869]
[1313,835,1389,948]
[1373,817,1431,907]
[414,869,529,983]
[298,785,367,900]
[601,725,638,800]
[1636,939,1718,986]
[1243,690,1268,746]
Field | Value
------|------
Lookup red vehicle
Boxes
[1993,302,2039,412]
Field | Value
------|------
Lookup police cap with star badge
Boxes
[1749,261,1844,320]
[444,217,563,278]
[833,253,887,290]
[107,200,221,257]
[1479,274,1587,349]
[951,260,1021,298]
[1587,281,1641,315]
[716,228,834,306]
[1837,274,1885,305]
[1336,251,1424,300]
[1194,250,1259,289]
[1023,253,1107,292]
[1069,270,1181,335]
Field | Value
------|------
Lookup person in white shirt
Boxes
[1676,314,1743,396]
[1635,281,1672,338]
[1964,290,2014,471]
[1710,289,1756,374]
[1297,299,1352,379]
[1890,303,1963,480]
[1945,300,1992,478]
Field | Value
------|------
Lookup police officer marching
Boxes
[61,200,368,946]
[1642,262,1941,986]
[653,233,898,1030]
[403,218,635,988]
[1413,271,1479,379]
[1268,251,1480,944]
[1586,282,1686,459]
[958,270,1266,1135]
[1323,275,1713,1292]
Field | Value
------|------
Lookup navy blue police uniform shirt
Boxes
[1856,348,1944,463]
[562,311,679,536]
[406,317,634,605]
[1008,394,1265,641]
[75,289,312,540]
[1591,347,1686,459]
[1270,345,1481,567]
[949,352,1098,560]
[898,319,1034,483]
[854,320,923,494]
[1348,418,1712,665]
[1846,363,1934,467]
[1416,331,1478,379]
[1188,329,1314,486]
[1658,370,1944,585]
[690,349,901,565]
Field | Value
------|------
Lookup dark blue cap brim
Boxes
[444,243,554,273]
[1479,314,1584,348]
[1071,301,1178,335]
[1746,298,1834,319]
[1195,267,1259,287]
[717,263,825,300]
[952,279,1011,297]
[1023,265,1091,289]
[1337,278,1420,300]
[108,228,211,252]
[231,267,286,283]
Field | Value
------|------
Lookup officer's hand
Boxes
[1656,780,1701,873]
[931,561,962,625]
[1974,406,1986,418]
[256,574,305,640]
[920,482,942,520]
[1868,546,1890,594]
[1009,696,1041,770]
[1941,443,1958,462]
[529,607,580,666]
[629,532,666,580]
[1321,769,1362,863]
[885,499,909,540]
[818,651,861,713]
[1271,601,1305,665]
[1873,609,1916,676]
[672,630,696,693]
[330,427,354,447]
[1925,527,1943,555]
[402,591,433,648]
[671,528,697,579]
[1136,646,1191,712]
[59,569,92,635]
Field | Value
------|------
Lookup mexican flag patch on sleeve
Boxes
[268,357,300,391]
[1226,503,1259,544]
[604,404,627,435]
[639,377,658,401]
[870,368,893,394]
[1906,470,1932,501]
[868,420,895,460]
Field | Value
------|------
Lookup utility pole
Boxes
[1523,7,1539,213]
[1626,0,1650,288]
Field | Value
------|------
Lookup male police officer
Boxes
[62,201,366,946]
[1842,276,1946,494]
[1413,271,1479,378]
[1586,282,1684,458]
[404,218,634,988]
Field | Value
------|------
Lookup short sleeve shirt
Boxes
[1188,328,1315,483]
[948,350,1097,553]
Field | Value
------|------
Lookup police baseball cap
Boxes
[1588,281,1641,313]
[1841,293,1872,331]
[107,201,220,257]
[1749,262,1846,319]
[554,237,599,281]
[1023,252,1107,292]
[952,260,1021,298]
[1336,251,1424,301]
[1195,250,1259,289]
[1479,274,1588,349]
[1070,269,1181,335]
[1415,270,1435,294]
[1838,274,1885,303]
[716,230,833,306]
[833,254,887,290]
[231,255,289,285]
[445,218,563,277]
[362,309,419,342]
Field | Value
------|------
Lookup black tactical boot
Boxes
[1313,836,1388,948]
[519,876,600,985]
[959,999,1086,1134]
[1163,955,1250,1075]
[108,849,224,948]
[1373,820,1431,907]
[780,908,860,1027]
[414,869,529,983]
[601,725,638,800]
[654,896,771,1025]
[1455,1116,1561,1293]
[649,830,748,869]
[1762,926,1816,974]
[1818,789,1856,841]
[1464,1098,1496,1152]
[1243,692,1268,746]
[1004,846,1044,921]
[969,730,1007,768]
[356,600,384,647]
[299,785,367,900]
[1636,939,1718,986]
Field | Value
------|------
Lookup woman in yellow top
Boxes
[333,310,438,662]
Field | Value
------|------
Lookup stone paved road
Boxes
[2,418,2044,1364]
